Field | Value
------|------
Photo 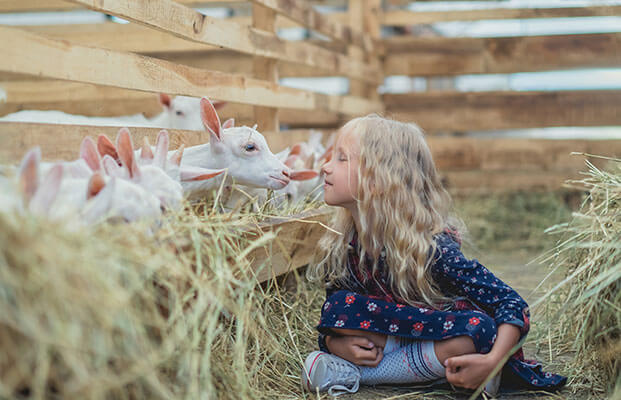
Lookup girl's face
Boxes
[321,126,359,210]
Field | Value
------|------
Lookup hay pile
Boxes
[536,155,620,398]
[0,198,326,399]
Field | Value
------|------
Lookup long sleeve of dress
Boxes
[430,234,530,337]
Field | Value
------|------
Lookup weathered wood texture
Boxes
[250,0,373,52]
[385,91,621,131]
[0,26,381,116]
[65,0,381,84]
[384,33,621,76]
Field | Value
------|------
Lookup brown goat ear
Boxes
[87,172,106,199]
[159,93,172,108]
[289,170,319,181]
[97,134,120,164]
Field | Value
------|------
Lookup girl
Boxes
[301,115,566,396]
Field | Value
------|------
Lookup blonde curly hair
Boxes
[308,115,461,308]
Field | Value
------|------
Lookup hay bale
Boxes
[0,200,324,399]
[538,155,620,398]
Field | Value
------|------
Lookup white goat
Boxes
[0,93,224,130]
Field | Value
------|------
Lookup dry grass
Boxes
[531,156,621,399]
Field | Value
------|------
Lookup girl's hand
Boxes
[326,335,384,367]
[444,353,500,390]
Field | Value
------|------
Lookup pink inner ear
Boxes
[80,136,101,171]
[141,137,154,160]
[285,155,299,168]
[97,134,120,163]
[154,130,169,168]
[116,128,140,179]
[289,143,303,156]
[170,144,185,166]
[222,118,235,129]
[159,93,172,108]
[200,97,222,140]
[180,166,225,181]
[19,148,41,203]
[289,170,319,181]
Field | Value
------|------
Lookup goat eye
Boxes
[176,110,184,116]
[245,143,256,151]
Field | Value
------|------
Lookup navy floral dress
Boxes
[316,230,566,392]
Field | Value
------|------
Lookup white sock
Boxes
[360,340,446,385]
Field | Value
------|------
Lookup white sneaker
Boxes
[301,351,361,396]
[483,370,502,398]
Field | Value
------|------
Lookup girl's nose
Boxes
[320,161,331,176]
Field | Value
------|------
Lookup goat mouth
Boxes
[270,176,290,186]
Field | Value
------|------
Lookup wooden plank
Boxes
[249,0,373,52]
[0,81,345,128]
[441,170,585,193]
[0,122,332,163]
[385,90,621,131]
[384,33,621,76]
[382,6,621,25]
[426,137,621,172]
[252,3,279,133]
[245,207,333,283]
[0,26,382,116]
[65,0,382,84]
[0,0,244,13]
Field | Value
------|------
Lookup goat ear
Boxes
[30,164,63,215]
[80,136,101,171]
[97,134,120,163]
[305,153,316,170]
[318,144,333,164]
[284,155,299,168]
[159,93,172,109]
[289,143,303,156]
[102,155,123,177]
[154,130,169,169]
[213,100,226,110]
[170,144,185,167]
[18,147,41,205]
[87,172,106,199]
[200,97,222,141]
[289,169,319,181]
[140,136,154,160]
[179,166,225,182]
[222,118,235,129]
[116,128,140,179]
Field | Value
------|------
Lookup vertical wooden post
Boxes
[348,0,382,107]
[252,4,279,132]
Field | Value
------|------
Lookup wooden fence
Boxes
[0,0,620,278]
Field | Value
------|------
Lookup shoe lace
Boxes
[325,358,360,396]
